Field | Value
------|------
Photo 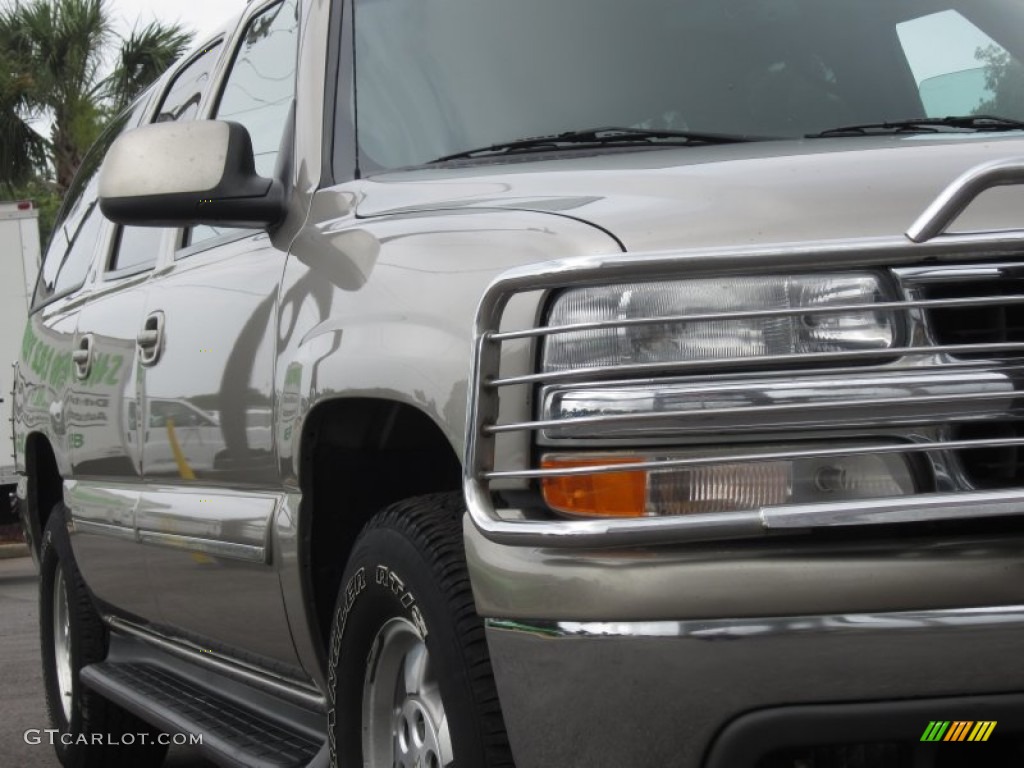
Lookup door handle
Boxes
[73,335,93,380]
[138,312,165,366]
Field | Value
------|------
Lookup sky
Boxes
[107,0,242,46]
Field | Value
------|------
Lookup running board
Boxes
[80,634,328,768]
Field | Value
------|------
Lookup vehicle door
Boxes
[66,44,226,621]
[136,0,301,667]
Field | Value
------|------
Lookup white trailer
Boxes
[0,201,41,492]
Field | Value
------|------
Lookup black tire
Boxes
[39,504,168,768]
[328,492,513,767]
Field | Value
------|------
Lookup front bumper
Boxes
[466,521,1024,767]
[486,607,1024,768]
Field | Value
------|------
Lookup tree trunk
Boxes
[51,125,82,197]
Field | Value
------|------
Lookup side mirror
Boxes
[98,121,286,229]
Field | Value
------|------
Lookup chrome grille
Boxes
[464,158,1024,547]
[953,423,1024,489]
[925,278,1024,351]
[904,268,1024,488]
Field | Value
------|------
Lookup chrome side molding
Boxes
[67,479,275,563]
[487,603,1024,640]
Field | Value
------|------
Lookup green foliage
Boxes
[0,0,192,195]
[104,22,192,112]
[0,49,50,186]
[975,45,1024,120]
[0,0,111,191]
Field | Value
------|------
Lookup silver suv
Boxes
[14,1,1024,767]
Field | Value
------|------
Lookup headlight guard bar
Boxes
[464,159,1024,547]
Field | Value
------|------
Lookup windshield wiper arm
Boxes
[807,114,1024,138]
[430,126,755,163]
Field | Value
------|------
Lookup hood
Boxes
[356,134,1024,252]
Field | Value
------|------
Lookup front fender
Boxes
[276,194,622,485]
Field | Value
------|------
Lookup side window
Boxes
[106,42,223,274]
[154,42,222,122]
[216,0,297,176]
[52,204,105,296]
[33,94,151,307]
[188,0,298,248]
[896,10,1024,119]
[108,226,166,273]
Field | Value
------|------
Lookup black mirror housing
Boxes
[98,120,286,229]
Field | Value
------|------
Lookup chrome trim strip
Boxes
[491,342,1024,388]
[490,293,1024,342]
[762,488,1024,529]
[136,530,267,563]
[72,519,138,541]
[105,616,326,712]
[496,388,1016,436]
[533,358,1024,391]
[462,489,1024,548]
[485,437,1024,480]
[894,262,1024,283]
[487,604,1024,640]
[907,157,1024,243]
[467,507,767,548]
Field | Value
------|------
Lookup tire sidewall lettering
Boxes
[327,566,366,763]
[375,565,428,638]
[328,561,431,767]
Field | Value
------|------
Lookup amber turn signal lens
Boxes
[541,456,647,517]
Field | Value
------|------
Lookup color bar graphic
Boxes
[921,721,950,742]
[920,720,996,742]
[968,722,998,742]
[944,721,972,741]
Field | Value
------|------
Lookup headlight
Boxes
[542,273,896,372]
[541,449,916,518]
[537,273,912,520]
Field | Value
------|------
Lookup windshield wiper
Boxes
[430,126,755,163]
[807,115,1024,138]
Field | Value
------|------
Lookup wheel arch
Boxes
[23,431,64,560]
[297,396,464,652]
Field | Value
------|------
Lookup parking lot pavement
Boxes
[0,556,216,767]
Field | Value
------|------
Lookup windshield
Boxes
[351,0,1024,171]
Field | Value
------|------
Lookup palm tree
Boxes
[0,0,191,194]
[106,21,192,113]
[0,46,50,193]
